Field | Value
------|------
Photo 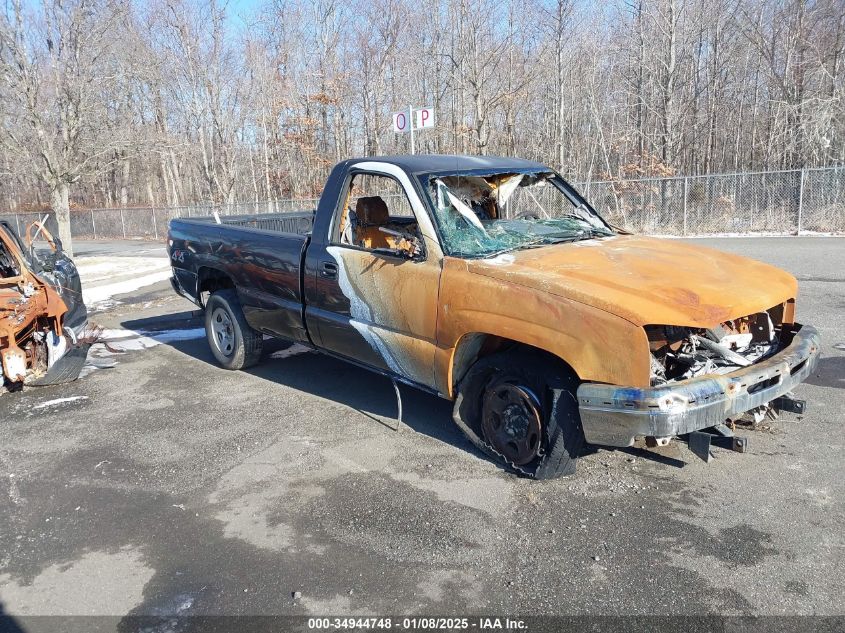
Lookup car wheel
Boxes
[205,289,263,370]
[452,349,585,479]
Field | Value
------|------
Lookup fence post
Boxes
[120,208,126,239]
[797,168,805,234]
[91,210,96,240]
[682,177,688,236]
[152,206,158,239]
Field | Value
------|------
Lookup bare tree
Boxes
[1,0,843,213]
[0,0,129,255]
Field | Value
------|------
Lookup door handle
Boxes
[319,261,338,279]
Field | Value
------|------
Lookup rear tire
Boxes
[452,349,585,479]
[205,289,263,370]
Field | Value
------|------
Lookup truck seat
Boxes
[354,196,392,249]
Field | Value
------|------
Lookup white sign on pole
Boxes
[415,107,435,129]
[393,105,435,154]
[393,110,411,133]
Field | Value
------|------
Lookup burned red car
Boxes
[0,220,88,389]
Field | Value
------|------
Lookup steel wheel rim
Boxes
[210,307,235,357]
[481,382,543,465]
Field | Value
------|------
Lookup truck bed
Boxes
[168,210,314,345]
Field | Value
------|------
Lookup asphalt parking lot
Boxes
[0,237,843,628]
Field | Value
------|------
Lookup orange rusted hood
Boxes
[465,235,797,327]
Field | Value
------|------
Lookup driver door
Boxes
[308,168,441,389]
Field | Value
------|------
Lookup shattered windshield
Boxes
[425,171,613,257]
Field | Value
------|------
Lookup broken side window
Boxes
[427,171,613,258]
[333,172,421,254]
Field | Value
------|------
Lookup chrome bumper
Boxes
[576,324,821,447]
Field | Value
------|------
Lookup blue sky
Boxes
[225,0,264,18]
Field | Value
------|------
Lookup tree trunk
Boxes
[120,155,131,206]
[51,182,73,258]
[660,0,678,167]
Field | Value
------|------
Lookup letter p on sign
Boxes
[416,107,434,129]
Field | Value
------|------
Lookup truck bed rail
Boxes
[184,211,314,236]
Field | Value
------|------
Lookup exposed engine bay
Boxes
[647,303,794,386]
[0,220,89,390]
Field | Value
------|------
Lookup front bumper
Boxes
[577,323,821,447]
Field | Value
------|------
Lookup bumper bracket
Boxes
[687,428,749,463]
[772,394,807,414]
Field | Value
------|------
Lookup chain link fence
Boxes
[0,198,321,241]
[578,166,844,235]
[1,167,842,240]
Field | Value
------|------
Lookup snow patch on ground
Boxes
[77,361,116,380]
[97,328,206,353]
[33,396,89,410]
[75,255,171,308]
[269,343,312,359]
[79,327,205,378]
[82,271,173,306]
[75,256,170,283]
[87,298,122,313]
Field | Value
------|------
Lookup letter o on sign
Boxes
[393,111,408,133]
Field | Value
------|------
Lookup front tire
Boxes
[452,349,585,479]
[205,289,263,370]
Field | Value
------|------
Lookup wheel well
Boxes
[451,334,577,393]
[197,267,234,307]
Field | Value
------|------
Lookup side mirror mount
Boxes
[376,227,424,261]
[371,240,423,261]
[395,235,423,260]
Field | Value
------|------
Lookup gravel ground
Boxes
[0,237,842,628]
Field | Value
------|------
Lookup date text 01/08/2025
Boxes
[307,617,528,630]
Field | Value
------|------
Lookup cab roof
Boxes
[345,154,550,175]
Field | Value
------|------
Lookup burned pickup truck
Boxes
[168,155,820,478]
[1,219,88,389]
